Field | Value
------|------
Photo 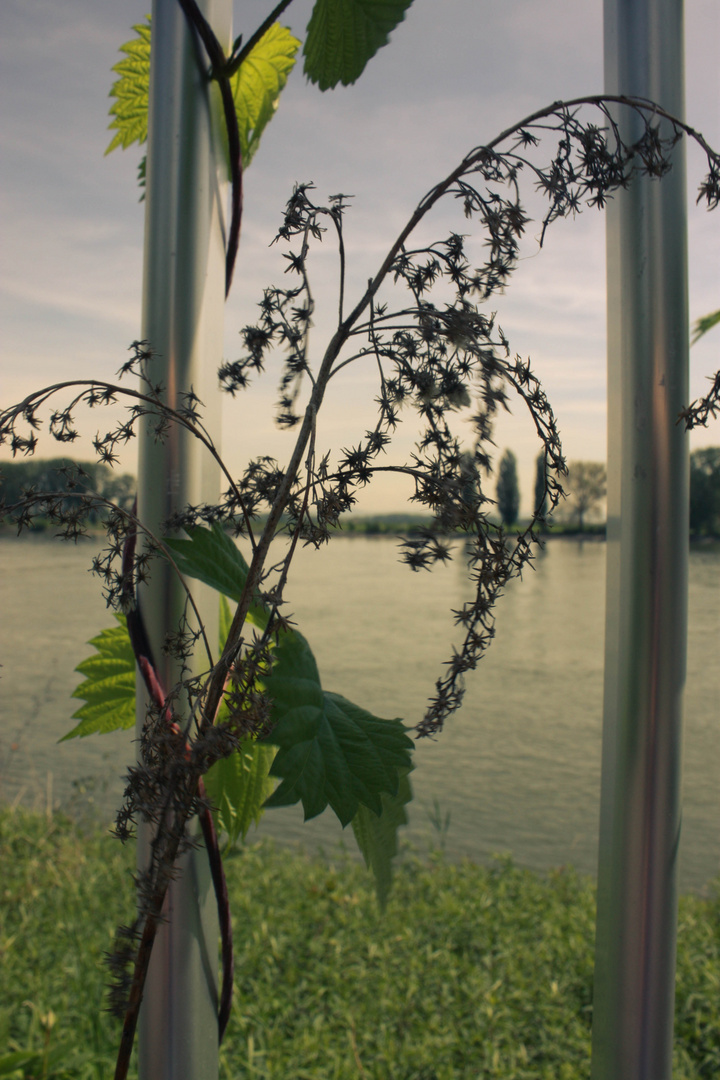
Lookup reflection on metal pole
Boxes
[136,1,231,1078]
[592,1,688,1078]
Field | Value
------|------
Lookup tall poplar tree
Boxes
[534,451,548,521]
[496,449,520,527]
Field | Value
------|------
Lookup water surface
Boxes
[1,534,717,889]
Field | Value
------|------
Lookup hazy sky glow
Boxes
[1,0,718,515]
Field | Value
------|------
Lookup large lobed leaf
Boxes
[303,0,415,90]
[263,629,414,827]
[63,615,136,740]
[105,17,299,171]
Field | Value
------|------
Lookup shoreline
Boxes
[3,521,719,544]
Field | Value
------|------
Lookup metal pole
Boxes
[136,1,231,1077]
[592,2,688,1078]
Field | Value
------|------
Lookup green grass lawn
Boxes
[1,809,719,1079]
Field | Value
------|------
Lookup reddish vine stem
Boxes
[113,809,193,1080]
[121,518,234,1045]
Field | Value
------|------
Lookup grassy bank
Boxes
[1,810,719,1079]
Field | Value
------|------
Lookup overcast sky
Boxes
[1,0,718,514]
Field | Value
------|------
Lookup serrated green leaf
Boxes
[105,17,151,155]
[263,629,413,827]
[351,766,413,909]
[62,616,135,741]
[164,523,268,628]
[205,737,277,849]
[106,18,299,171]
[303,0,415,90]
[165,522,249,602]
[229,23,300,167]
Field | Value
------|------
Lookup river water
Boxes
[0,534,717,890]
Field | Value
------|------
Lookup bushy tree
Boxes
[565,460,607,530]
[690,447,720,536]
[0,458,135,522]
[496,450,520,527]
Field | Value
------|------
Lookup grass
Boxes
[1,809,719,1079]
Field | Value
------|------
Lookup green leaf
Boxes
[165,523,268,628]
[205,737,277,849]
[63,589,230,745]
[263,629,414,827]
[303,0,415,90]
[105,17,151,155]
[205,592,277,848]
[229,23,300,167]
[62,616,135,741]
[351,766,413,910]
[0,1047,67,1078]
[691,307,720,345]
[0,1051,44,1076]
[106,18,299,170]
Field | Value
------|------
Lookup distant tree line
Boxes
[690,447,720,537]
[2,453,718,537]
[496,448,720,536]
[0,458,135,527]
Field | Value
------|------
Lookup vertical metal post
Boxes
[592,2,688,1078]
[136,1,230,1077]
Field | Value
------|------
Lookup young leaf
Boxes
[203,593,276,848]
[351,767,413,910]
[106,18,299,171]
[691,307,720,345]
[204,737,277,849]
[303,0,415,90]
[105,17,151,154]
[164,523,268,628]
[229,23,301,167]
[219,592,234,648]
[0,1048,66,1077]
[62,615,135,740]
[263,629,414,827]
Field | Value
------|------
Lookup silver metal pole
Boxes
[592,2,688,1078]
[136,1,230,1077]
